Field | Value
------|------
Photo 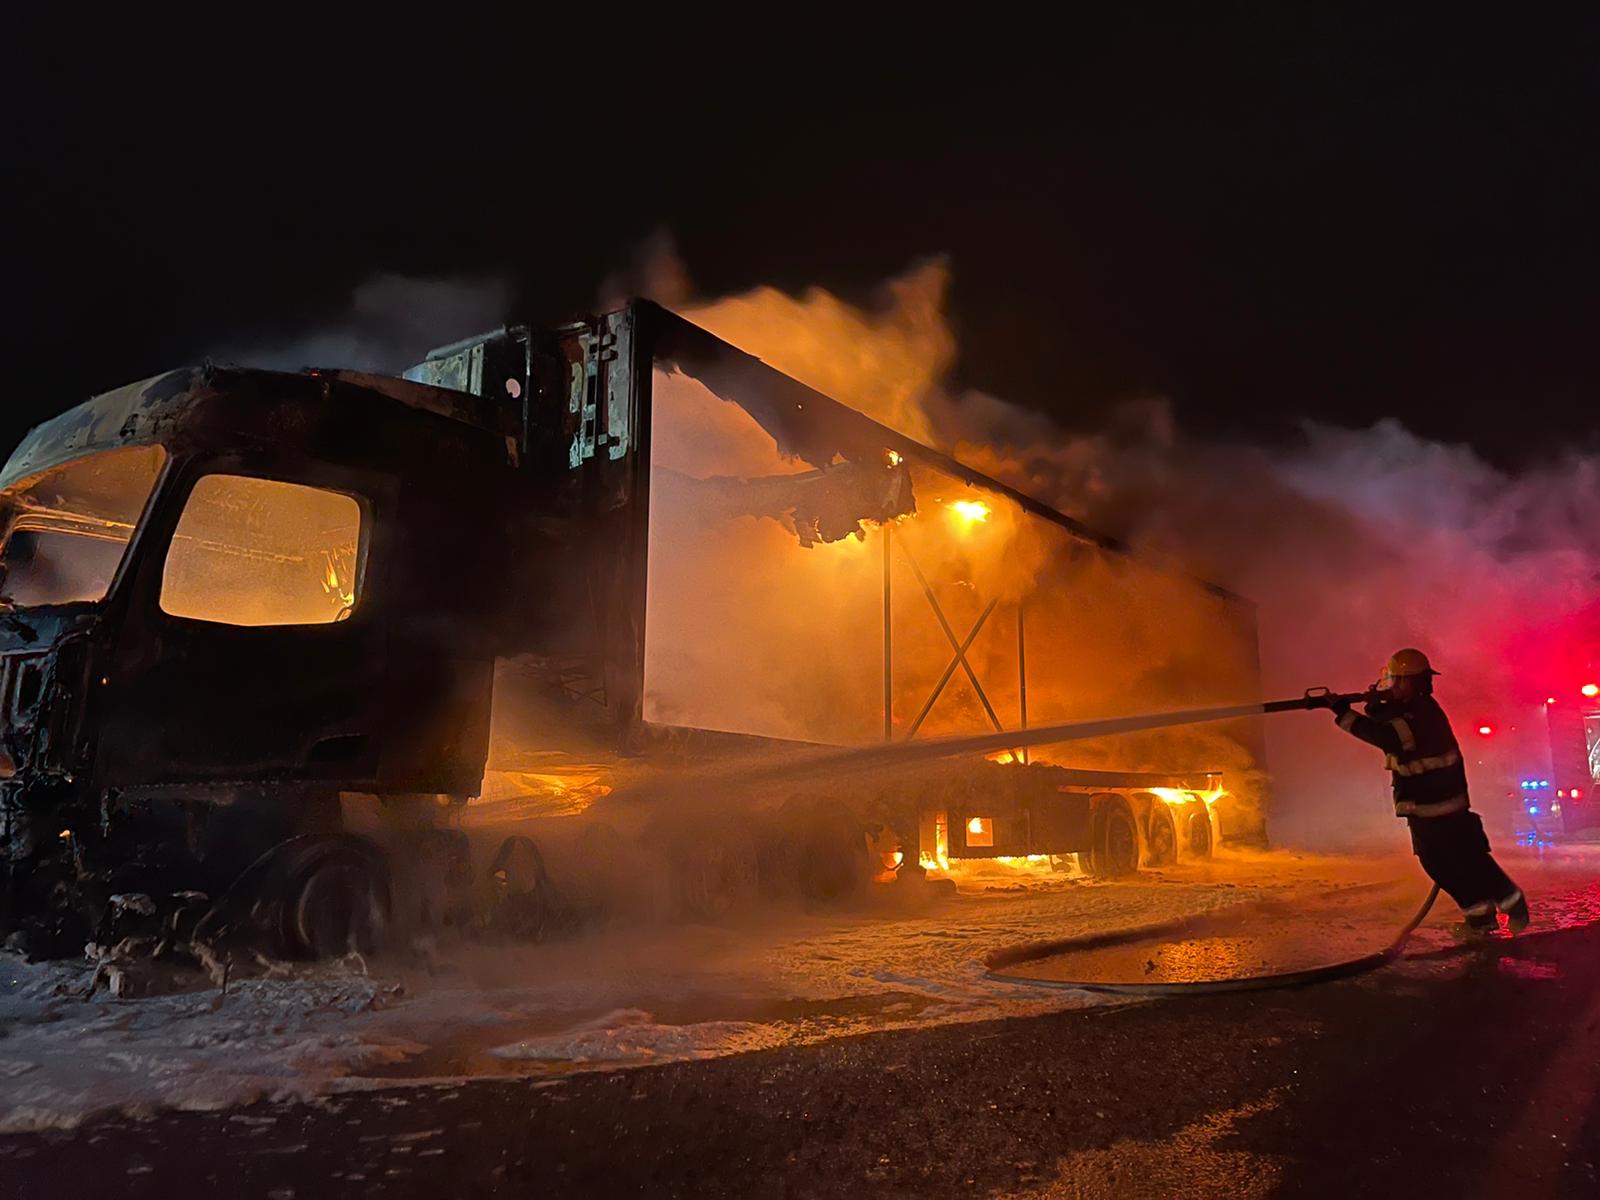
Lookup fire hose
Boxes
[739,686,1385,787]
[731,686,1444,994]
[984,882,1441,996]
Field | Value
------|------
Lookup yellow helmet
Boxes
[1384,648,1437,679]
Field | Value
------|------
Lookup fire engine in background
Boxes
[1483,679,1600,844]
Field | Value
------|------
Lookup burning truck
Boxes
[0,303,1267,961]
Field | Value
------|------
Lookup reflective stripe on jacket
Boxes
[1334,695,1471,818]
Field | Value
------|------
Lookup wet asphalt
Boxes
[3,907,1597,1198]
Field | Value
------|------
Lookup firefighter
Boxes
[1318,648,1530,934]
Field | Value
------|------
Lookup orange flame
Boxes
[947,499,991,527]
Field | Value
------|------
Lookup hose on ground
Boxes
[986,883,1442,996]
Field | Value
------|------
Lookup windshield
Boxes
[0,444,167,607]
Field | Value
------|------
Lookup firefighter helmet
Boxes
[1384,648,1437,679]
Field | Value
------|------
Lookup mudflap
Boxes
[484,833,573,941]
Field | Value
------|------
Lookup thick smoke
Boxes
[649,256,1600,850]
[213,273,511,374]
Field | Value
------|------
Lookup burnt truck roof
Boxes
[1,368,204,490]
[0,365,512,493]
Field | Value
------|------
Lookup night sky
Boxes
[6,7,1597,466]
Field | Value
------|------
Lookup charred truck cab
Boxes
[0,365,514,954]
[1,303,1267,960]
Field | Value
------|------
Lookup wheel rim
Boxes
[1188,809,1214,856]
[1103,809,1138,875]
[1147,811,1177,866]
[295,862,383,957]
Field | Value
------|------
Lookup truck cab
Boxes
[0,364,519,952]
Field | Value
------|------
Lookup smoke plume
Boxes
[643,253,1600,850]
[213,273,511,374]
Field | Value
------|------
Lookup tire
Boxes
[764,797,872,904]
[1186,803,1215,858]
[200,833,391,959]
[648,814,761,921]
[1144,801,1179,868]
[1085,794,1140,878]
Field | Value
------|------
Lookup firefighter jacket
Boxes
[1332,694,1471,818]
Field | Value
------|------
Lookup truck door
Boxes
[95,456,399,794]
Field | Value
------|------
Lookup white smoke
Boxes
[213,273,511,374]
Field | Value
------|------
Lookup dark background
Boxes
[5,6,1596,464]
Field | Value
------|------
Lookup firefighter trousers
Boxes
[1407,809,1519,913]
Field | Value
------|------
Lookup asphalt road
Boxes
[4,906,1597,1198]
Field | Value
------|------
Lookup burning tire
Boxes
[1185,802,1214,858]
[1084,794,1140,878]
[1143,801,1179,868]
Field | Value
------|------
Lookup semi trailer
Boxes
[0,302,1267,960]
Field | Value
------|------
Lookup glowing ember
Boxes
[947,499,990,526]
[885,449,903,467]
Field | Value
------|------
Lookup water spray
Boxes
[738,687,1384,789]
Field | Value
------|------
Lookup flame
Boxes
[947,499,991,527]
[885,448,904,467]
[1149,785,1227,807]
[919,811,952,872]
[967,815,987,836]
[321,553,355,609]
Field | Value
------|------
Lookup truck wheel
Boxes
[766,797,872,903]
[1085,795,1140,878]
[1144,802,1179,867]
[294,841,392,958]
[1186,803,1214,858]
[672,824,760,921]
[200,833,392,959]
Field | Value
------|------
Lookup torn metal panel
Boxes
[651,457,916,547]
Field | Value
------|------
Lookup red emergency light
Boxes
[1582,683,1599,699]
[1477,724,1494,737]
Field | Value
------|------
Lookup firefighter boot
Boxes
[1498,890,1530,934]
[1459,902,1499,937]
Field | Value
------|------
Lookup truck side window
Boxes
[160,475,365,627]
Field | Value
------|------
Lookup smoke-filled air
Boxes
[629,250,1600,851]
